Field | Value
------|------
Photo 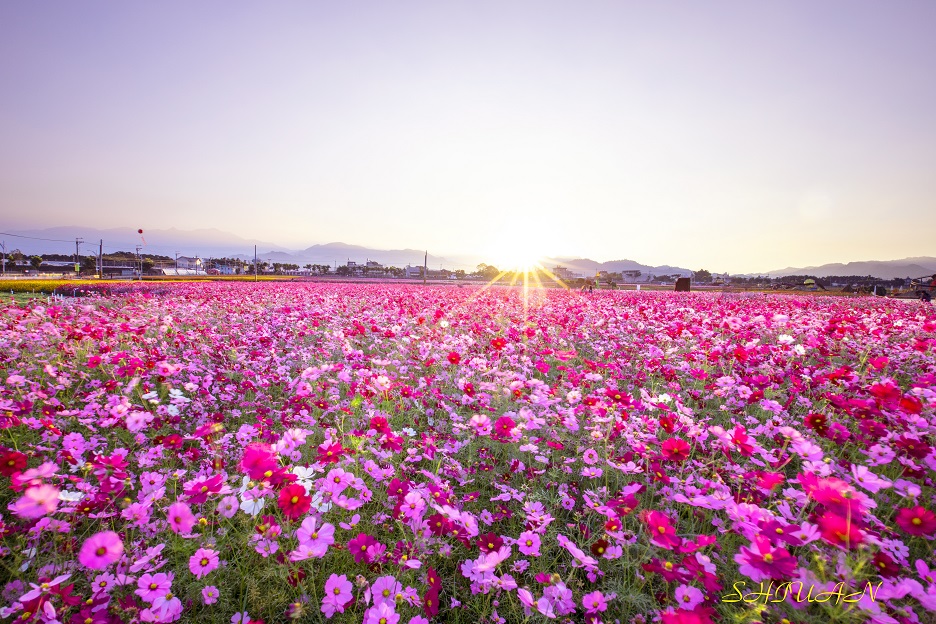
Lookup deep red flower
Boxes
[447,351,460,365]
[316,443,345,465]
[490,337,506,350]
[894,435,931,460]
[277,484,311,520]
[426,566,442,591]
[590,539,609,557]
[661,438,691,462]
[872,551,900,577]
[0,450,27,477]
[477,532,504,553]
[803,413,828,434]
[423,586,440,618]
[427,514,451,537]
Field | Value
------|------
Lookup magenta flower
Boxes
[189,548,220,579]
[348,533,378,563]
[78,531,124,570]
[734,535,797,581]
[166,501,196,534]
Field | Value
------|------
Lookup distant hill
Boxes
[4,227,454,269]
[233,243,451,270]
[766,257,936,280]
[5,226,291,257]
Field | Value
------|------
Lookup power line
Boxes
[0,231,79,243]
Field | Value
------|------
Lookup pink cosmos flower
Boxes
[582,590,608,613]
[218,495,239,518]
[78,531,124,570]
[321,573,353,618]
[189,548,220,579]
[517,531,542,557]
[674,584,704,610]
[296,517,336,557]
[136,572,174,602]
[372,575,402,607]
[166,502,196,534]
[202,585,219,605]
[10,484,60,519]
[364,602,400,624]
[401,491,426,519]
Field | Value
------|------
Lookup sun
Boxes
[484,238,547,274]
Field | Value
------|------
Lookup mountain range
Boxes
[4,226,933,279]
[764,257,936,280]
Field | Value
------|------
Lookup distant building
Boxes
[404,265,424,278]
[551,265,576,281]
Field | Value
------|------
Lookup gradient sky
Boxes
[2,1,934,273]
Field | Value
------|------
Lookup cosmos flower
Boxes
[78,531,124,570]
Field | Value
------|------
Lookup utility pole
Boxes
[98,240,103,279]
[423,251,427,286]
[1,241,6,276]
[175,252,180,275]
[75,238,83,276]
[135,245,142,281]
[254,245,257,282]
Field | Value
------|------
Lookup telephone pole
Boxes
[1,241,6,276]
[75,238,83,275]
[98,240,103,279]
[254,245,258,282]
[135,245,142,281]
[423,251,427,286]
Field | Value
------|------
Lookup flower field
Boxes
[1,283,935,624]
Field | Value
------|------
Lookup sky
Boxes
[1,1,934,273]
